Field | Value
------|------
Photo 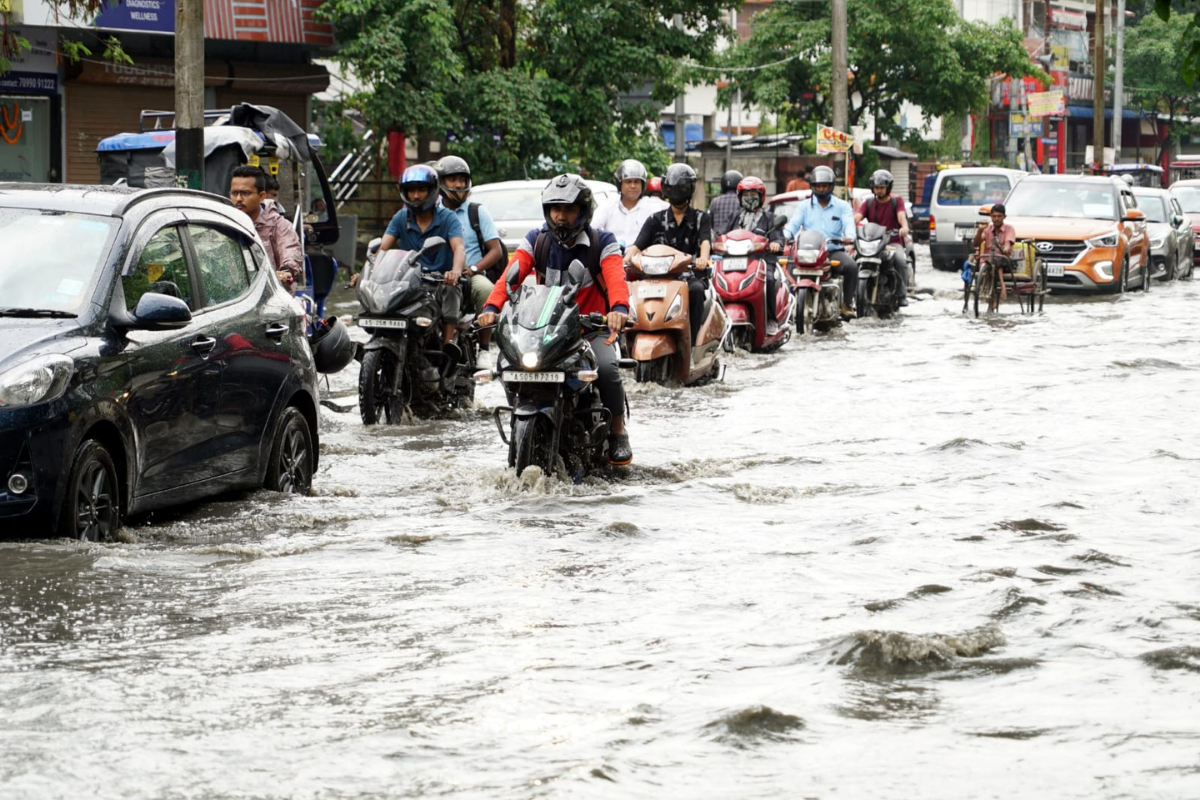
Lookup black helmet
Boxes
[614,159,648,188]
[310,316,356,374]
[811,165,835,200]
[399,164,439,213]
[436,155,472,207]
[720,169,743,194]
[541,173,594,245]
[869,169,894,194]
[664,163,698,206]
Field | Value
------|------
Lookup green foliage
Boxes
[315,0,736,182]
[1118,11,1200,155]
[724,0,1039,141]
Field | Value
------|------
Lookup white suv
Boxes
[929,167,1026,271]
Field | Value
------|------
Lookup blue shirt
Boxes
[784,195,855,250]
[447,202,500,266]
[384,206,464,273]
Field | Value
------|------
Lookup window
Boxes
[125,226,192,311]
[936,174,1012,206]
[190,225,250,306]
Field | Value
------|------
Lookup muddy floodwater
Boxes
[2,248,1200,798]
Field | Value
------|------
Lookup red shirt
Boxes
[857,195,907,244]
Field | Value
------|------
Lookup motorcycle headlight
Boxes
[793,249,821,263]
[857,241,882,257]
[521,352,539,369]
[664,293,683,321]
[0,354,74,410]
[1088,233,1119,248]
[724,240,753,256]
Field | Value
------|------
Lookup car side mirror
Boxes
[978,204,994,217]
[1122,209,1145,222]
[1173,214,1185,227]
[130,292,192,330]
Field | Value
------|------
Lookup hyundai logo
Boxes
[1035,241,1055,252]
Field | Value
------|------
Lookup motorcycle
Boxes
[626,244,727,385]
[781,230,845,334]
[712,224,795,352]
[355,237,477,424]
[855,222,905,319]
[479,260,631,479]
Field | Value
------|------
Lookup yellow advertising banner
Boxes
[1028,90,1066,118]
[816,125,853,154]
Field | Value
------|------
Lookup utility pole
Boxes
[1092,0,1105,169]
[1113,0,1125,158]
[175,0,204,190]
[831,0,848,188]
[673,14,686,164]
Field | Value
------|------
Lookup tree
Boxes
[1,2,131,75]
[721,0,1038,142]
[316,0,738,181]
[1119,11,1200,160]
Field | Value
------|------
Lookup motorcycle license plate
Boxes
[358,318,407,330]
[792,269,822,277]
[640,284,668,298]
[1046,262,1065,277]
[723,257,749,271]
[503,371,565,383]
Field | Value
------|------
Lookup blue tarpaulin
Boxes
[1067,104,1144,121]
[660,121,704,151]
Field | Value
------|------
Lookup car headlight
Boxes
[1088,233,1119,248]
[0,354,74,409]
[1149,237,1165,250]
[1093,260,1114,279]
[664,293,683,322]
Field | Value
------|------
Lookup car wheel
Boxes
[1114,257,1129,294]
[58,440,120,541]
[266,406,314,495]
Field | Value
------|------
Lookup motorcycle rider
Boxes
[732,176,787,327]
[351,164,467,345]
[436,155,503,348]
[476,174,634,466]
[783,165,859,318]
[854,169,910,306]
[647,176,664,199]
[592,159,668,257]
[626,163,713,343]
[708,169,744,237]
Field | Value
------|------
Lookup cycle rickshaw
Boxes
[963,239,1049,317]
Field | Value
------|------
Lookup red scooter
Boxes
[713,227,794,352]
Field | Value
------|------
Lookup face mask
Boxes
[740,194,761,212]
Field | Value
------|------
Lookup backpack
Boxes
[532,226,609,307]
[864,195,899,221]
[467,201,509,281]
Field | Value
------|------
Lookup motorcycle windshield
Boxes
[795,230,827,250]
[357,249,423,316]
[498,283,582,371]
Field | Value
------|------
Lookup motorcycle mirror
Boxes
[565,258,588,286]
[771,214,788,232]
[366,237,383,257]
[506,263,521,290]
[421,236,447,252]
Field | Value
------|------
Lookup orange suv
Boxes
[999,175,1151,293]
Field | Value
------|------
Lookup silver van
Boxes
[929,167,1026,271]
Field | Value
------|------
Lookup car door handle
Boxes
[191,336,217,356]
[265,322,289,341]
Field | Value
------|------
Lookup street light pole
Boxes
[175,0,205,190]
[831,0,848,187]
[1092,0,1106,168]
[1113,0,1125,158]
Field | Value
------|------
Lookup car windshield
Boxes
[1133,193,1169,223]
[1174,186,1200,214]
[472,188,545,222]
[936,174,1012,205]
[0,209,118,314]
[770,200,802,225]
[1005,181,1116,220]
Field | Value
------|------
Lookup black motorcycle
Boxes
[855,222,904,319]
[355,237,476,424]
[481,260,627,479]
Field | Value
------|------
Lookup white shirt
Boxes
[593,195,669,249]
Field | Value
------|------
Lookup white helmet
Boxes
[614,159,649,188]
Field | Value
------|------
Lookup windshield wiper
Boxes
[0,307,77,318]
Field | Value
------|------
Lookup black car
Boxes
[0,184,320,540]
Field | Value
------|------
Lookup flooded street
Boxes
[3,247,1200,798]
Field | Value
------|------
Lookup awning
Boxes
[1067,104,1144,120]
[660,121,704,151]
